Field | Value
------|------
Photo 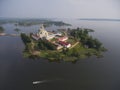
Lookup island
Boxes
[21,24,107,62]
[0,18,71,27]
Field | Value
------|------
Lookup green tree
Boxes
[94,39,102,50]
[0,26,5,33]
[38,39,56,50]
[86,37,95,48]
[21,33,31,45]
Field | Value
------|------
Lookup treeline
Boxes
[38,40,56,50]
[44,21,71,26]
[21,33,34,53]
[16,21,71,27]
[21,33,56,51]
[0,18,71,27]
[21,33,31,45]
[69,28,106,51]
[0,26,5,33]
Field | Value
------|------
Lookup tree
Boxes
[25,43,34,52]
[86,36,95,48]
[38,39,56,50]
[38,40,47,50]
[21,33,31,45]
[71,48,80,57]
[94,39,102,50]
[0,26,5,33]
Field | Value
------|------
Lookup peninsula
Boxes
[21,24,107,62]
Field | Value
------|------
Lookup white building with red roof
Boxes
[32,24,62,40]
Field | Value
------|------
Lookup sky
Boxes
[0,0,120,18]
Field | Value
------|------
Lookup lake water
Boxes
[0,19,120,90]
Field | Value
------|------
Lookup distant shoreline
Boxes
[79,18,120,22]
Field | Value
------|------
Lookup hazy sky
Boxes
[0,0,120,18]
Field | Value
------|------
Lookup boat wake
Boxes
[33,78,62,85]
[33,80,49,84]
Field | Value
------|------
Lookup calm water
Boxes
[0,19,120,90]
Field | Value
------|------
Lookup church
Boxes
[32,24,56,40]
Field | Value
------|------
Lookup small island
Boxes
[21,24,107,62]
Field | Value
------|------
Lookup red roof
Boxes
[59,41,69,46]
[32,34,39,38]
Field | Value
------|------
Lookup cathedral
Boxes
[37,24,49,39]
[32,24,55,40]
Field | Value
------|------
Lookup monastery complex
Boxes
[32,24,71,49]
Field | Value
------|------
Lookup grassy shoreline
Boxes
[23,42,105,62]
